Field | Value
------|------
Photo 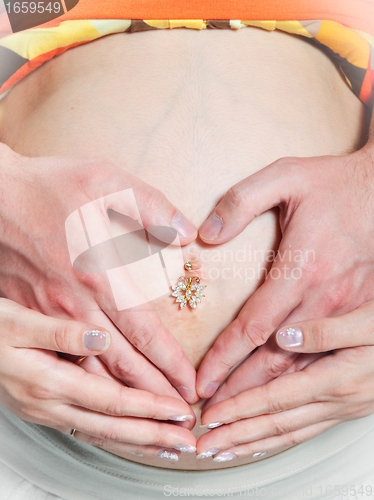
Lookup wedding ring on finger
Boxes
[75,356,87,366]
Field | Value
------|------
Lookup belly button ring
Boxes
[171,262,206,309]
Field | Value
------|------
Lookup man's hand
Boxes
[196,131,374,399]
[0,143,198,402]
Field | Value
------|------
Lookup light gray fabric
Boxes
[0,462,61,500]
[1,406,374,499]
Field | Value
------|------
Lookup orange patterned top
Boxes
[0,0,373,105]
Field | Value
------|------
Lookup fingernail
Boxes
[196,448,220,460]
[253,451,268,458]
[200,422,223,429]
[171,211,197,239]
[213,452,237,463]
[156,450,179,461]
[169,415,194,422]
[202,382,220,399]
[276,327,303,348]
[174,444,196,453]
[83,330,110,351]
[199,214,223,241]
[177,386,196,403]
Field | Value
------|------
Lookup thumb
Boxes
[199,158,306,244]
[275,301,374,353]
[104,169,197,244]
[1,299,111,356]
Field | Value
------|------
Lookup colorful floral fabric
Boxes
[0,1,373,105]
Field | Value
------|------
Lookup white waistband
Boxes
[1,406,374,499]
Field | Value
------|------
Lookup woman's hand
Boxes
[196,299,374,462]
[196,127,374,399]
[0,143,198,402]
[0,298,196,461]
[74,356,197,461]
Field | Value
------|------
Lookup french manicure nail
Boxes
[200,422,223,429]
[174,444,197,453]
[276,327,303,348]
[213,452,237,463]
[196,448,220,460]
[253,451,268,458]
[199,214,223,241]
[202,382,220,399]
[171,211,197,239]
[156,450,179,461]
[83,330,110,351]
[169,415,194,422]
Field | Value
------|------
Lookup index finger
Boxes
[201,369,315,426]
[196,273,300,399]
[63,366,195,422]
[97,290,198,403]
[67,188,198,403]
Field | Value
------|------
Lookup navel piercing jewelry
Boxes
[171,262,206,309]
[184,262,193,271]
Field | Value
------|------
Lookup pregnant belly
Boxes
[0,26,367,470]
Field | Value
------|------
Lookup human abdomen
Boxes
[0,27,367,470]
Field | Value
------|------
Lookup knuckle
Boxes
[264,385,283,413]
[129,324,154,355]
[144,394,159,420]
[273,157,307,177]
[158,346,185,377]
[320,281,352,315]
[78,272,105,295]
[53,323,75,353]
[286,431,303,447]
[271,415,290,436]
[239,318,269,349]
[309,320,331,352]
[42,283,82,319]
[152,422,167,447]
[78,160,116,189]
[226,185,248,210]
[19,389,53,423]
[108,354,138,381]
[101,393,127,417]
[87,436,106,448]
[323,292,342,314]
[261,353,293,380]
[26,377,53,402]
[331,379,355,401]
[230,431,246,447]
[231,394,248,422]
[101,425,122,443]
[271,158,311,199]
[138,186,168,215]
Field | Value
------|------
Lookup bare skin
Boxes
[0,27,369,469]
